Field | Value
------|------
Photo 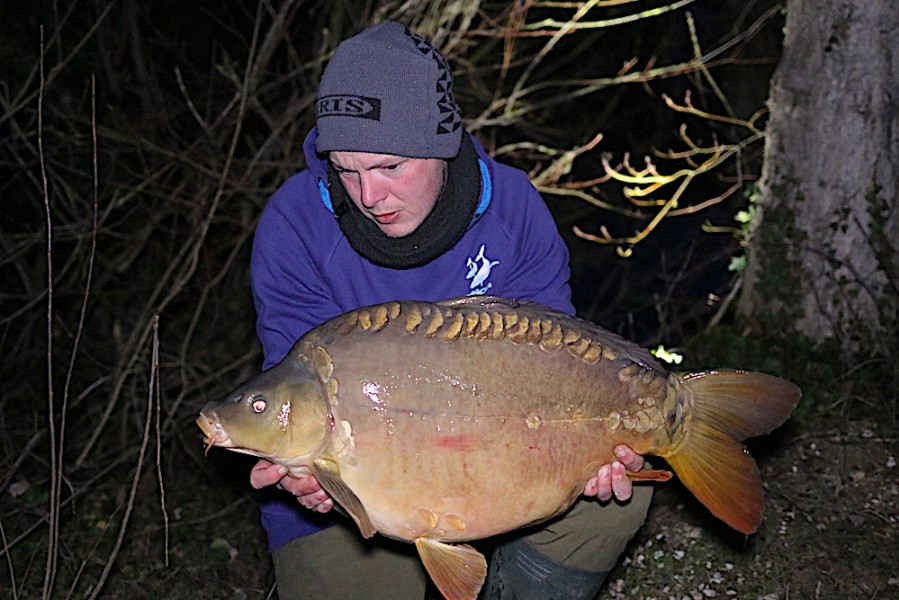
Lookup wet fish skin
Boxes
[197,296,801,600]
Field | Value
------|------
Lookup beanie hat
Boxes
[315,22,463,159]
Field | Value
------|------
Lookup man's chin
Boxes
[376,222,417,238]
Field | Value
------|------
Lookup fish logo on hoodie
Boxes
[465,245,499,295]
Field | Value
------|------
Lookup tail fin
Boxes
[664,370,801,534]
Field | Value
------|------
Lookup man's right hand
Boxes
[250,459,335,513]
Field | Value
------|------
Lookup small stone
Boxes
[847,514,866,527]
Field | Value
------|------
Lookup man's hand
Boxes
[583,445,644,502]
[250,459,335,513]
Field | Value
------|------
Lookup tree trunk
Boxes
[739,0,899,357]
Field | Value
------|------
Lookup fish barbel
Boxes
[197,296,800,600]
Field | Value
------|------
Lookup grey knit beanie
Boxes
[315,22,463,159]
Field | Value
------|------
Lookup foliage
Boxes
[684,322,898,430]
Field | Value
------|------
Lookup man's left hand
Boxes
[583,444,644,502]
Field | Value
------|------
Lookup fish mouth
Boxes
[196,411,235,455]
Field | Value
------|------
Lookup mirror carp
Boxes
[197,296,801,600]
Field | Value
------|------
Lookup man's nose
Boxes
[359,175,386,208]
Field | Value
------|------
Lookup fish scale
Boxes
[197,295,800,600]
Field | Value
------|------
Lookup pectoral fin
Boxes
[415,538,487,600]
[311,458,376,538]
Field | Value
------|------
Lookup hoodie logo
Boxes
[466,245,499,295]
[317,95,381,121]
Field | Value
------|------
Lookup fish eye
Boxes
[251,398,267,413]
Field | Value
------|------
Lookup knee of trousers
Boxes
[480,537,610,600]
[519,484,654,572]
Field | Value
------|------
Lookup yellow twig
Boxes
[522,0,696,31]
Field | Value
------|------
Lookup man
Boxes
[248,22,651,600]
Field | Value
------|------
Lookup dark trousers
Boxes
[272,485,653,600]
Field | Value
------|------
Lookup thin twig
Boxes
[156,323,170,567]
[87,316,161,600]
[0,516,18,600]
[38,24,60,600]
[521,0,696,31]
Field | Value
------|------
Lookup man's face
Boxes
[329,151,446,238]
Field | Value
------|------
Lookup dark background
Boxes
[1,2,825,598]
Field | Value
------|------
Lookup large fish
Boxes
[197,296,800,600]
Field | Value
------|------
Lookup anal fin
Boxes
[415,538,487,600]
[311,458,376,538]
[627,468,673,482]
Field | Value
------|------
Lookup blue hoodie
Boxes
[251,128,574,551]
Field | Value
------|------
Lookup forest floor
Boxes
[606,417,898,600]
[3,413,895,600]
